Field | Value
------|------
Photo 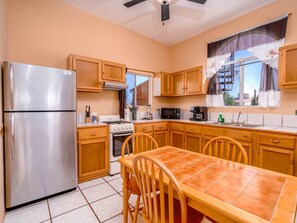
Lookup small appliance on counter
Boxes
[190,106,208,121]
[85,105,91,123]
[160,108,180,119]
[142,104,153,120]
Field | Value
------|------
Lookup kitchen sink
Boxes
[214,122,263,128]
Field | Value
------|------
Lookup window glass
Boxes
[126,72,151,106]
[219,50,262,106]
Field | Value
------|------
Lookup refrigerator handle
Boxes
[10,115,15,160]
[9,64,14,110]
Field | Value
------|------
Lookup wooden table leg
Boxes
[121,165,129,223]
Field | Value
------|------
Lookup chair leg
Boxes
[132,195,141,223]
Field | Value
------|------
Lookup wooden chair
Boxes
[121,133,159,223]
[132,154,205,223]
[202,136,248,164]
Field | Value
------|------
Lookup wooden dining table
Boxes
[119,146,297,223]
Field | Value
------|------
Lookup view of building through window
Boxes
[126,73,150,106]
[219,50,262,106]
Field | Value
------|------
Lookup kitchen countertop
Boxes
[132,119,297,134]
[77,119,297,134]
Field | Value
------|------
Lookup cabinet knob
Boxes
[290,160,294,165]
[91,133,96,136]
[270,139,281,144]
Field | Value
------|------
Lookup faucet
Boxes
[237,111,242,123]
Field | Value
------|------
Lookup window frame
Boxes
[126,69,153,107]
[219,54,261,107]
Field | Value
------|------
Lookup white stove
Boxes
[99,115,134,175]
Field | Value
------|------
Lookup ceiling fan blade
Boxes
[124,0,146,8]
[161,4,170,21]
[187,0,207,4]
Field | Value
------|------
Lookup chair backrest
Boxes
[133,154,187,223]
[202,136,248,164]
[121,133,159,157]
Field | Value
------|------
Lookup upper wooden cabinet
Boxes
[153,72,172,96]
[101,61,126,83]
[68,54,102,92]
[279,43,297,88]
[154,66,204,97]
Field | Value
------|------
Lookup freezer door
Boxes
[3,62,76,111]
[4,112,77,208]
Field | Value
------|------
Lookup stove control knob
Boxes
[129,126,132,129]
[125,126,129,129]
[117,127,120,130]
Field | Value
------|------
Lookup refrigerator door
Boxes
[4,112,77,208]
[3,62,76,112]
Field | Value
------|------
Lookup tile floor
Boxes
[4,174,144,223]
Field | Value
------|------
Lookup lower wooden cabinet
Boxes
[256,133,295,175]
[170,130,184,149]
[258,145,294,175]
[154,130,168,147]
[184,133,201,153]
[77,126,109,183]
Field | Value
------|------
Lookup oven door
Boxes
[112,132,133,157]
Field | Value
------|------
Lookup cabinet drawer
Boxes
[202,126,224,136]
[154,122,168,131]
[135,124,153,133]
[225,129,253,142]
[78,127,108,140]
[185,124,201,134]
[170,122,184,131]
[258,134,295,149]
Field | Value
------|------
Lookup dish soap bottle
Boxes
[218,112,224,123]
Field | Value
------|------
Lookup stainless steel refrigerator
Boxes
[2,61,77,209]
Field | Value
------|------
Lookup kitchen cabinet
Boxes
[279,43,297,89]
[153,122,168,147]
[68,54,102,92]
[102,60,126,83]
[77,126,109,183]
[225,129,255,165]
[134,123,153,134]
[184,124,202,153]
[169,122,184,149]
[202,126,224,148]
[172,72,184,95]
[172,66,203,96]
[153,72,172,96]
[256,133,295,175]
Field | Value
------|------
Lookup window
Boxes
[219,50,262,106]
[125,70,152,106]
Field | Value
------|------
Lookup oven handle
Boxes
[113,133,133,137]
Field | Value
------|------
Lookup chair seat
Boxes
[142,194,205,223]
[128,176,141,195]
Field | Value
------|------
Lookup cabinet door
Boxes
[154,130,168,147]
[102,61,126,83]
[172,72,184,95]
[68,55,102,92]
[279,44,297,88]
[258,145,294,175]
[185,133,201,153]
[78,138,108,182]
[162,73,172,95]
[184,66,202,94]
[170,130,184,149]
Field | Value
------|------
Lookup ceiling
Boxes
[63,0,276,46]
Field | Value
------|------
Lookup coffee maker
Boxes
[190,106,208,121]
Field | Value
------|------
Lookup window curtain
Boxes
[206,17,288,107]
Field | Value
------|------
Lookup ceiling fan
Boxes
[124,0,207,22]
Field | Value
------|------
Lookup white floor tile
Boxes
[120,192,142,207]
[48,191,87,217]
[82,183,117,203]
[108,178,123,192]
[103,174,121,182]
[79,178,105,190]
[91,194,123,222]
[4,201,49,223]
[105,213,144,223]
[52,206,98,223]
